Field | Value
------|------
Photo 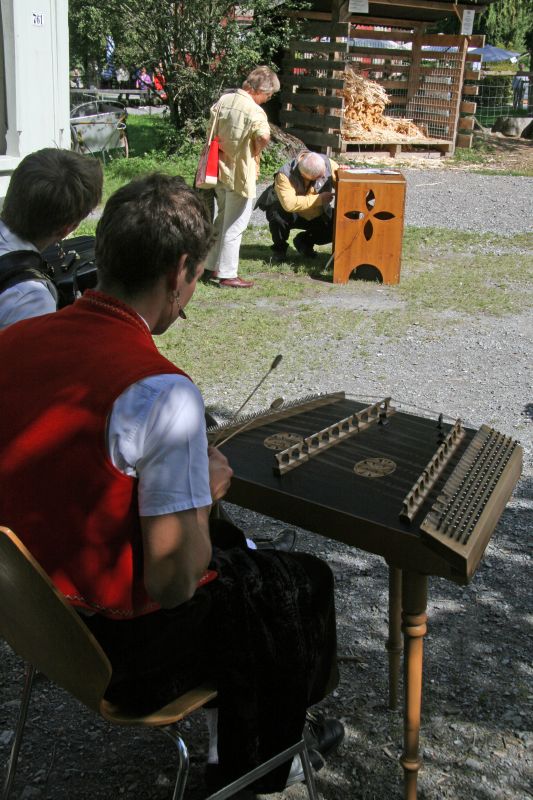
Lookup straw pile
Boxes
[342,68,428,142]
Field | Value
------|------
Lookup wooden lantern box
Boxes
[333,169,406,284]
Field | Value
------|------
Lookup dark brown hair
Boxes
[1,148,103,243]
[95,173,213,294]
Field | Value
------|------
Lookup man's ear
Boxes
[56,221,80,240]
[167,253,188,291]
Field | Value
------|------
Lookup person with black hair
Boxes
[0,173,343,794]
[0,148,103,329]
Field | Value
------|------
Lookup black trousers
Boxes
[83,519,338,792]
[267,201,333,252]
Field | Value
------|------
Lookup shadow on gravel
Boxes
[512,473,533,501]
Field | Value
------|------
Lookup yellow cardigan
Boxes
[274,159,338,220]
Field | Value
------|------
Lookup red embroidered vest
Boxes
[0,290,188,618]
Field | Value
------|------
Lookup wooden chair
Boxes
[0,526,318,800]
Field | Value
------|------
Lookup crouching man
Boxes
[257,150,340,260]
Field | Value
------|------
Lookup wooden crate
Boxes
[280,14,484,155]
[333,170,406,285]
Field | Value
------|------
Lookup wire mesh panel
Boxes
[281,23,478,154]
[475,73,531,127]
[402,38,467,141]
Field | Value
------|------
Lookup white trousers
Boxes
[206,187,254,279]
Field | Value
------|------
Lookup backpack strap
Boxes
[0,250,58,303]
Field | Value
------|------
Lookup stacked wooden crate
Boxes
[281,15,483,155]
[280,19,350,153]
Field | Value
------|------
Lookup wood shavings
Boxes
[342,68,428,143]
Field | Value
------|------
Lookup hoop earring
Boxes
[167,289,186,323]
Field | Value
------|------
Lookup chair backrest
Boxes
[0,526,112,713]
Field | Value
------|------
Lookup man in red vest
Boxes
[0,174,343,793]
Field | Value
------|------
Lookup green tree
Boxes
[68,2,120,83]
[69,2,302,130]
[430,0,532,57]
[481,0,532,52]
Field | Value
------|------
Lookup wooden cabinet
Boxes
[333,169,406,284]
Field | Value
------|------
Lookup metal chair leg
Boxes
[2,664,36,800]
[300,744,319,800]
[161,726,189,800]
[206,739,320,800]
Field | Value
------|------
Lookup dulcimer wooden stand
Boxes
[208,393,522,800]
[333,169,406,285]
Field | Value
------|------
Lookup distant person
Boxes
[153,67,167,102]
[0,148,103,329]
[116,66,129,88]
[136,66,153,91]
[201,66,280,288]
[101,62,115,89]
[512,63,529,110]
[70,67,82,89]
[256,151,341,261]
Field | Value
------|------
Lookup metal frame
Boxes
[2,666,319,800]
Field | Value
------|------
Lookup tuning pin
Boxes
[436,413,447,443]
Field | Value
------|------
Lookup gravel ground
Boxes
[1,172,532,800]
[250,169,533,235]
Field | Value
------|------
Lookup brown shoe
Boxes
[219,276,254,288]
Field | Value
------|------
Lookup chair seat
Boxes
[0,527,318,800]
[100,685,218,727]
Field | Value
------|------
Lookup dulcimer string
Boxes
[210,354,283,448]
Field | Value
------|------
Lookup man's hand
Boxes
[320,191,334,207]
[208,446,233,502]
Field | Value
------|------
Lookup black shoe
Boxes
[270,245,288,263]
[294,232,316,259]
[304,710,345,757]
[253,529,297,552]
[201,269,219,284]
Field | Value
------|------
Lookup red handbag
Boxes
[195,135,219,188]
[195,103,221,189]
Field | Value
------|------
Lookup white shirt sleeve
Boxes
[107,374,212,516]
[0,281,57,330]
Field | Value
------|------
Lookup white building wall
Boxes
[0,0,69,199]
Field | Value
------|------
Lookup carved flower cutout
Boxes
[344,189,395,241]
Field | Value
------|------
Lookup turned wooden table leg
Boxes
[386,565,403,710]
[400,571,428,800]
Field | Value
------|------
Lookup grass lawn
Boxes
[74,114,533,395]
[156,226,533,395]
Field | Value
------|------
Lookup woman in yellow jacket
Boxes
[203,66,279,288]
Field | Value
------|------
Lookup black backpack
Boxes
[41,236,97,308]
[0,250,58,304]
[0,236,97,309]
